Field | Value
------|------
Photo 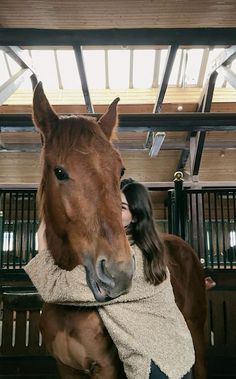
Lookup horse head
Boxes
[33,82,134,302]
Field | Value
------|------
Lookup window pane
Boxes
[133,50,155,88]
[56,49,81,89]
[83,50,105,89]
[3,232,14,252]
[169,49,182,85]
[185,49,204,85]
[30,50,59,89]
[108,50,130,89]
[0,51,10,85]
[204,48,225,87]
[6,55,21,75]
[158,49,168,85]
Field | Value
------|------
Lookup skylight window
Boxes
[0,51,10,86]
[158,49,168,86]
[108,50,130,89]
[5,54,21,76]
[169,49,182,86]
[56,49,81,89]
[30,50,59,89]
[133,49,155,88]
[184,49,204,85]
[83,50,106,89]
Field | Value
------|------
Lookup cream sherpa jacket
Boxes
[24,245,195,379]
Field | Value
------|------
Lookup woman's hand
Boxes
[37,220,48,252]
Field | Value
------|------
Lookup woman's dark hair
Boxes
[121,178,166,285]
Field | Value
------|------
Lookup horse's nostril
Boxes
[96,258,115,288]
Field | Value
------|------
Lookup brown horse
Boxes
[33,83,207,379]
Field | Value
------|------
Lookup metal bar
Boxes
[153,45,178,113]
[201,192,208,268]
[197,48,210,87]
[152,50,160,88]
[13,191,18,269]
[20,192,24,268]
[0,46,36,73]
[54,50,63,89]
[199,71,218,112]
[0,68,32,105]
[0,192,6,268]
[207,192,214,269]
[191,71,218,176]
[214,192,220,268]
[2,112,236,131]
[104,49,109,89]
[129,49,134,89]
[176,149,189,171]
[7,192,12,269]
[217,65,236,89]
[32,192,37,256]
[226,193,232,269]
[26,193,31,264]
[73,45,94,113]
[1,28,236,46]
[192,131,206,176]
[3,51,11,76]
[220,193,227,269]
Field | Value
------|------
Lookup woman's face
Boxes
[121,192,132,227]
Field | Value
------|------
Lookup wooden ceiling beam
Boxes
[1,28,236,46]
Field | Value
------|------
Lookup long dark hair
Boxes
[121,178,166,285]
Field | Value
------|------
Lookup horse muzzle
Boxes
[84,254,135,302]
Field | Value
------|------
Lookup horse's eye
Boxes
[54,167,69,181]
[120,168,125,178]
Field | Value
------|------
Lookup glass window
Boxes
[83,49,106,89]
[133,49,155,88]
[108,49,130,89]
[0,51,10,85]
[30,50,59,89]
[3,231,14,252]
[184,49,204,85]
[56,49,81,89]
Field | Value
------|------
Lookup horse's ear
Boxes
[32,82,58,137]
[98,97,120,140]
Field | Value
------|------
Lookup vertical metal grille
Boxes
[0,189,38,269]
[186,189,236,269]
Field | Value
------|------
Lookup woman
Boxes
[25,179,194,379]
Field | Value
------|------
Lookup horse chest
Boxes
[40,304,118,373]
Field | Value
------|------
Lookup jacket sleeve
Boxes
[24,250,98,304]
[24,249,161,306]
